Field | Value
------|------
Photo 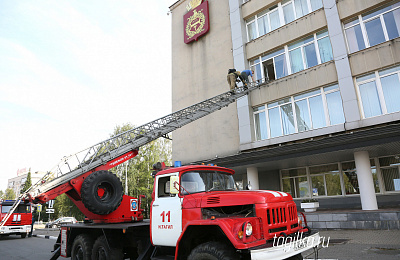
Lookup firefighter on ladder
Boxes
[227,69,245,93]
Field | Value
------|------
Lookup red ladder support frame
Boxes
[29,150,144,223]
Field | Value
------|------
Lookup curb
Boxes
[32,234,58,240]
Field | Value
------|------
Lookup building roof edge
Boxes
[169,0,185,10]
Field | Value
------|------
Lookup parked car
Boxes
[45,217,77,228]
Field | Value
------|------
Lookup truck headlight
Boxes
[245,222,252,237]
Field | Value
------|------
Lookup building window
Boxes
[356,65,400,118]
[250,30,332,82]
[344,1,400,53]
[310,0,323,10]
[281,168,309,198]
[342,161,359,195]
[246,0,323,42]
[254,106,268,140]
[281,160,380,198]
[283,1,295,24]
[310,164,341,196]
[342,160,380,194]
[250,48,288,82]
[288,30,332,73]
[254,84,344,140]
[379,156,400,192]
[246,18,257,41]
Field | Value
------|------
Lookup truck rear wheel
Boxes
[71,234,94,260]
[188,242,239,260]
[92,235,124,260]
[288,253,303,260]
[81,171,123,215]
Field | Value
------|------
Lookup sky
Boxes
[0,0,176,191]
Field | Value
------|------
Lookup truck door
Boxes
[151,172,182,247]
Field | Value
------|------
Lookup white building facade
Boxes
[170,0,400,210]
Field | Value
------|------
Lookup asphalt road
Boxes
[0,235,55,260]
[303,230,400,260]
[1,229,399,259]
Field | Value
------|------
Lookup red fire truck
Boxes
[0,200,32,238]
[55,163,319,260]
[6,84,320,259]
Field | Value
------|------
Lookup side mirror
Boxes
[170,176,179,194]
[245,182,252,190]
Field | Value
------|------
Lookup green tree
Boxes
[20,170,32,194]
[53,194,85,221]
[0,190,4,199]
[112,123,172,218]
[4,188,16,200]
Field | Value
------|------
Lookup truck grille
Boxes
[267,207,283,224]
[288,205,297,221]
[266,205,297,231]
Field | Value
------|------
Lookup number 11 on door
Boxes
[160,211,170,222]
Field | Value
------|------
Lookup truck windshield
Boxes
[181,171,237,194]
[1,205,31,213]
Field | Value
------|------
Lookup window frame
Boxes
[376,155,400,193]
[246,6,282,42]
[253,105,268,140]
[343,2,400,53]
[288,33,324,74]
[281,159,385,199]
[280,168,309,198]
[245,0,323,42]
[254,84,344,140]
[355,65,400,119]
[263,48,287,81]
[250,30,332,83]
[246,18,258,42]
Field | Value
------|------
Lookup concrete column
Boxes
[323,0,361,123]
[354,151,378,210]
[229,0,254,145]
[247,167,259,190]
[228,0,247,70]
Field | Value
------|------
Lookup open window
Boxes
[263,58,276,81]
[157,176,175,198]
[260,49,288,82]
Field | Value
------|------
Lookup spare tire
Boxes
[81,170,123,215]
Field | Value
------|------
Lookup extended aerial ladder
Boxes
[1,80,267,226]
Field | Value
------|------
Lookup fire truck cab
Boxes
[0,200,32,238]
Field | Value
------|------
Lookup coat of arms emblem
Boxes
[185,9,206,39]
[183,1,210,44]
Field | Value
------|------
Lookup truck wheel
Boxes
[81,170,123,215]
[71,234,94,260]
[188,242,239,260]
[92,235,124,260]
[287,254,303,260]
[21,233,27,238]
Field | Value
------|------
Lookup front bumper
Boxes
[250,232,320,260]
[0,225,31,235]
